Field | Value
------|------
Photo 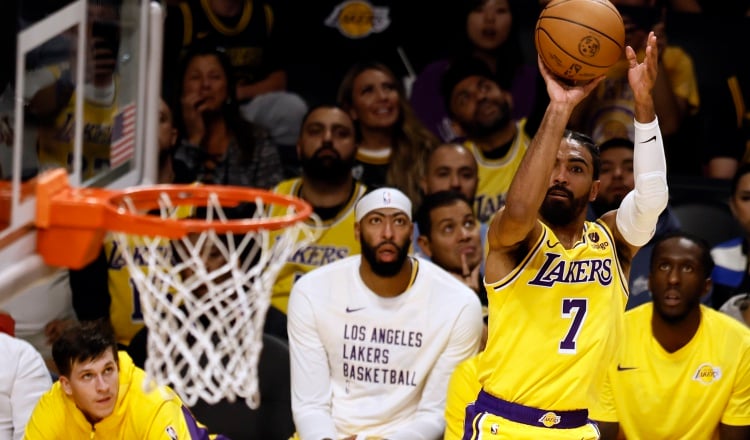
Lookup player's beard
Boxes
[652,293,702,324]
[301,141,355,184]
[360,236,411,277]
[465,98,512,139]
[540,185,590,227]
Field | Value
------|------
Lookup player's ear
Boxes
[417,235,433,258]
[169,128,177,147]
[450,120,465,138]
[701,277,713,299]
[354,222,361,241]
[59,376,73,396]
[589,179,600,202]
[419,176,428,195]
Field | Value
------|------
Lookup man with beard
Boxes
[441,57,531,222]
[461,33,668,439]
[592,232,750,440]
[270,105,368,325]
[588,137,681,309]
[287,187,482,440]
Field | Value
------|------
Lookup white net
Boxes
[111,190,315,408]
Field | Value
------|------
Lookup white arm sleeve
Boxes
[288,286,337,440]
[615,117,669,247]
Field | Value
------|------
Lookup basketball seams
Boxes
[535,0,624,80]
[536,28,613,69]
[536,16,624,50]
[542,0,622,18]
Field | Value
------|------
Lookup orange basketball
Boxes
[535,0,625,81]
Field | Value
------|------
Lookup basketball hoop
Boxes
[33,169,316,408]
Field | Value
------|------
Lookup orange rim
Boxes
[33,169,313,269]
[101,184,313,237]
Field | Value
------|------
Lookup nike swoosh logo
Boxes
[640,135,657,144]
[617,364,637,371]
[345,306,366,313]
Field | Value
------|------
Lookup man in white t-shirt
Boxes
[288,187,483,440]
[0,312,52,440]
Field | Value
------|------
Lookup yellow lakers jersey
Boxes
[37,77,121,180]
[102,202,192,346]
[270,178,366,313]
[464,119,529,223]
[591,303,750,439]
[104,235,167,346]
[480,220,627,411]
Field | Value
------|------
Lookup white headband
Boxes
[355,188,412,222]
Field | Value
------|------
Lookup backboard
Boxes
[0,0,163,305]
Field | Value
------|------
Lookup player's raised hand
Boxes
[627,32,659,103]
[537,55,603,110]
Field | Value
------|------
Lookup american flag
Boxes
[110,102,136,168]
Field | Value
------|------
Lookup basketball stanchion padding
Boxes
[33,169,316,408]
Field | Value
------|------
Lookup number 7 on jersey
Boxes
[559,298,587,354]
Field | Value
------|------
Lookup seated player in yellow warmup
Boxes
[592,232,750,440]
[24,320,225,439]
[444,353,482,440]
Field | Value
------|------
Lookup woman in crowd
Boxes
[337,61,438,206]
[171,45,283,189]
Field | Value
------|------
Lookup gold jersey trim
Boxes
[200,0,253,36]
[595,219,630,301]
[180,2,193,47]
[285,179,366,228]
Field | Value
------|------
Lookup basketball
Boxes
[535,0,625,81]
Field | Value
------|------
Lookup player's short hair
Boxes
[440,57,497,117]
[424,142,474,167]
[53,319,119,377]
[598,137,634,154]
[650,231,715,278]
[563,130,600,179]
[299,102,352,131]
[416,190,473,238]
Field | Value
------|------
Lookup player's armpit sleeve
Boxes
[444,356,481,440]
[589,367,618,423]
[13,344,52,439]
[721,344,750,426]
[144,399,225,440]
[287,286,337,440]
[615,117,668,247]
[389,296,483,440]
